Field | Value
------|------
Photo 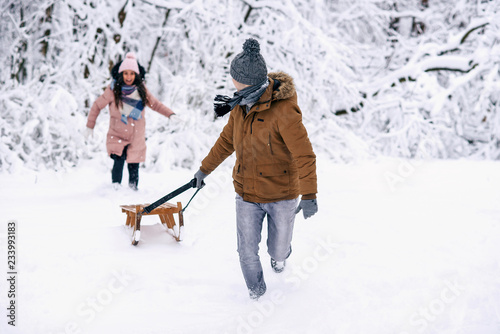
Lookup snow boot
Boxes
[248,284,266,300]
[271,258,285,273]
[128,163,139,191]
[111,154,126,184]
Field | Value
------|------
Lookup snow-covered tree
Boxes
[1,0,499,172]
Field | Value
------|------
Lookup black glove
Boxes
[194,169,208,189]
[295,199,318,219]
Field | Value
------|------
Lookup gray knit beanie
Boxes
[230,38,268,86]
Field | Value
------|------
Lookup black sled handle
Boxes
[142,178,204,215]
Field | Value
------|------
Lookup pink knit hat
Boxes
[118,52,140,74]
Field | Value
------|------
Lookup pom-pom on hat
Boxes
[118,52,140,74]
[230,38,267,86]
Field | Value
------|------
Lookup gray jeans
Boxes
[235,194,298,294]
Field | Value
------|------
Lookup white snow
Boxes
[133,230,141,244]
[1,156,499,334]
[2,1,500,333]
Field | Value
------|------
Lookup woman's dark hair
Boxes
[110,61,148,108]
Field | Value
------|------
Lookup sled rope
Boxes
[182,187,202,213]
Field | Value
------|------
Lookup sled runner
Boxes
[121,202,183,244]
[120,178,204,245]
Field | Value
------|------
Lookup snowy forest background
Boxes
[1,0,500,173]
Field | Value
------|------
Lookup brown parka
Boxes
[200,71,317,203]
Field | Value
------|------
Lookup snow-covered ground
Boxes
[1,156,499,334]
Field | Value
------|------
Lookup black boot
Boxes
[111,154,126,185]
[111,145,129,186]
[271,258,286,273]
[128,163,139,191]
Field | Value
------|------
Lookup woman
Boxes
[85,52,176,190]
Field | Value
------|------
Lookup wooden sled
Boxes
[120,202,184,245]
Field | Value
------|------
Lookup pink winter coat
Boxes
[86,85,174,163]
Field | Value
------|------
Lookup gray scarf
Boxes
[214,79,269,117]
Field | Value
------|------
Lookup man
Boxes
[194,38,318,299]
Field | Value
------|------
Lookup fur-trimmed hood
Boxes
[268,71,297,102]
